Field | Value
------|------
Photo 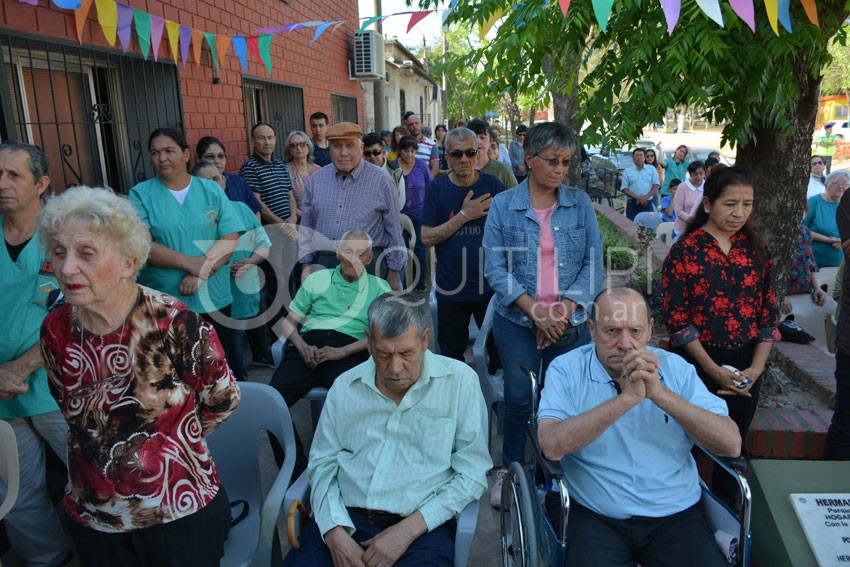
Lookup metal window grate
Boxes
[331,94,357,125]
[0,31,183,194]
[242,77,304,161]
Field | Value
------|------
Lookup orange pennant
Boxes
[192,28,204,67]
[74,0,94,43]
[799,0,818,26]
[215,34,231,65]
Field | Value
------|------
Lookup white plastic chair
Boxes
[0,419,20,521]
[207,382,296,567]
[284,471,480,567]
[633,211,665,231]
[271,336,328,431]
[813,266,839,297]
[471,296,505,452]
[655,222,675,244]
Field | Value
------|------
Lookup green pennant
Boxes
[258,34,273,74]
[204,32,219,69]
[359,15,382,33]
[591,0,615,32]
[133,9,151,60]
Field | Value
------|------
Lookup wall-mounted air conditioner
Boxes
[353,30,386,81]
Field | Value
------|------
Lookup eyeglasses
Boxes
[447,149,479,159]
[202,152,226,161]
[289,141,308,149]
[534,154,572,168]
[828,183,850,189]
[812,160,825,166]
[364,150,384,157]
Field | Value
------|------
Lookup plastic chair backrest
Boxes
[400,213,417,288]
[634,212,665,231]
[813,266,839,297]
[208,382,296,567]
[0,420,19,521]
[655,222,674,244]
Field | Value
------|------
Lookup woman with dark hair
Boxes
[434,123,449,172]
[644,148,664,187]
[196,136,262,218]
[387,125,410,162]
[662,166,779,506]
[130,128,243,351]
[395,135,432,290]
[671,160,706,237]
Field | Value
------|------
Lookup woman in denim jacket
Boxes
[483,122,604,507]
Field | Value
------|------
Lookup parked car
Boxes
[814,120,850,141]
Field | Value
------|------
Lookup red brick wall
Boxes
[1,0,363,172]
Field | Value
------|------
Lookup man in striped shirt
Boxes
[405,113,441,178]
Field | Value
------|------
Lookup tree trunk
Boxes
[677,105,687,134]
[529,106,537,126]
[545,52,583,186]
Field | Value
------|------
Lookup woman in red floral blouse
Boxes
[37,187,240,565]
[662,166,779,506]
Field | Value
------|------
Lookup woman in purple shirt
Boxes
[395,135,433,290]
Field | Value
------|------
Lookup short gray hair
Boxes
[38,186,151,276]
[825,170,850,188]
[367,292,429,339]
[523,122,577,158]
[191,161,221,176]
[284,130,314,163]
[445,127,477,152]
[338,229,373,249]
[0,141,50,181]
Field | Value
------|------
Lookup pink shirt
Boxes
[672,180,704,234]
[535,205,559,307]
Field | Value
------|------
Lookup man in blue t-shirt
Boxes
[422,127,505,361]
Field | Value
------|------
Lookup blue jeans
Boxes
[493,313,591,468]
[626,198,654,221]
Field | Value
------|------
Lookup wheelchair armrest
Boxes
[697,447,752,567]
[528,423,563,479]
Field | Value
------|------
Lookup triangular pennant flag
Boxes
[246,35,261,67]
[18,0,37,6]
[590,0,614,32]
[204,32,219,69]
[74,0,94,43]
[694,0,723,27]
[557,0,572,17]
[133,9,151,59]
[179,25,192,68]
[360,15,382,33]
[331,21,346,34]
[799,0,818,26]
[215,34,231,67]
[191,28,204,67]
[165,20,180,63]
[94,0,118,46]
[777,0,792,32]
[232,36,248,71]
[258,34,273,74]
[115,2,133,53]
[52,0,83,9]
[407,11,433,33]
[728,0,755,32]
[479,8,502,39]
[312,21,340,43]
[765,0,779,35]
[150,15,165,61]
[658,0,680,34]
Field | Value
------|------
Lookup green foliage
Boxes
[821,28,850,96]
[596,213,636,271]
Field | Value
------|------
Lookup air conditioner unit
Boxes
[353,30,386,81]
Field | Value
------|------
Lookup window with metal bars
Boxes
[331,94,357,125]
[242,77,304,161]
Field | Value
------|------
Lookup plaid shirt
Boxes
[300,160,404,271]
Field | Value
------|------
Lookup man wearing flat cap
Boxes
[299,122,404,290]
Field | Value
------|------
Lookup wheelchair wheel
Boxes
[500,461,539,567]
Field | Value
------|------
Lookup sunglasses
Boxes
[289,141,308,149]
[535,155,571,168]
[364,150,384,157]
[448,149,479,159]
[812,160,825,165]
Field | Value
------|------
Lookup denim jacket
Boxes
[483,180,604,328]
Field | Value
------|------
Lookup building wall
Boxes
[0,0,362,174]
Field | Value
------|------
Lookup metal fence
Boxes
[242,77,304,162]
[0,31,183,194]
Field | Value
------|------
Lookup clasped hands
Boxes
[617,349,665,402]
[325,519,420,567]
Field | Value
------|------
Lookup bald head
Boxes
[589,287,653,379]
[592,287,651,324]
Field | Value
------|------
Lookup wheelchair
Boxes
[500,364,753,567]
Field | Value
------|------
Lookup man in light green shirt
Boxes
[284,292,491,566]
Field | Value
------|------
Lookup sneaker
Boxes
[490,468,508,509]
[250,350,275,368]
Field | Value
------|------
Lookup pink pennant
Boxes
[116,2,133,53]
[728,0,755,32]
[150,15,165,61]
[406,11,433,33]
[558,0,571,17]
[17,0,38,6]
[658,0,680,34]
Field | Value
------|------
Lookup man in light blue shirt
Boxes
[537,287,740,566]
[285,292,491,566]
[621,148,660,220]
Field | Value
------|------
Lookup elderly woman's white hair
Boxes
[38,186,151,276]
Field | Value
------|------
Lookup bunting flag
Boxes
[191,28,204,67]
[204,32,219,68]
[232,36,248,71]
[765,0,779,34]
[165,19,180,63]
[590,0,614,32]
[259,34,273,73]
[479,8,503,39]
[312,21,340,43]
[74,0,94,43]
[799,0,818,26]
[658,0,680,34]
[116,2,133,53]
[178,24,192,67]
[18,0,37,6]
[557,0,572,18]
[149,15,165,61]
[777,0,792,32]
[359,15,383,33]
[52,0,83,9]
[134,10,151,59]
[215,34,232,67]
[694,0,723,27]
[728,0,755,32]
[246,35,261,67]
[94,0,117,46]
[407,10,433,33]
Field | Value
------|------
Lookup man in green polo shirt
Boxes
[270,229,391,468]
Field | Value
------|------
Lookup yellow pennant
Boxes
[479,8,503,40]
[94,0,117,46]
[165,20,180,63]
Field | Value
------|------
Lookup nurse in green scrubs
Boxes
[129,128,243,347]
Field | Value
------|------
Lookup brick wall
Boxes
[1,0,363,172]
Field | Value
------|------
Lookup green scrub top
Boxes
[130,176,244,314]
[230,202,272,320]
[0,219,60,419]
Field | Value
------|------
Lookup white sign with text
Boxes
[790,493,850,566]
